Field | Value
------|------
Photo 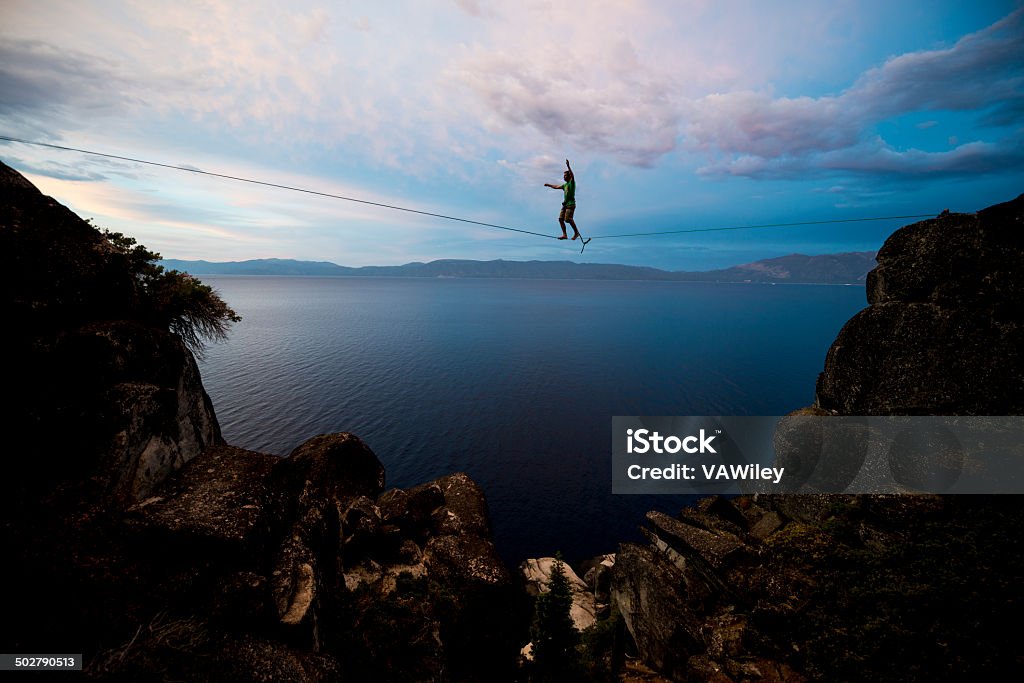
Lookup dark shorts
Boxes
[559,204,576,221]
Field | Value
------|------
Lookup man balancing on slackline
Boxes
[544,159,582,240]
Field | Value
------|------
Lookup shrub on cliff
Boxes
[102,228,239,354]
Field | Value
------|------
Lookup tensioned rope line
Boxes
[0,135,558,241]
[1,135,935,243]
[589,214,937,239]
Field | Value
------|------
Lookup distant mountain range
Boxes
[160,252,877,284]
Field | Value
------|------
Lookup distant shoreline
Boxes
[198,273,867,286]
[163,252,877,286]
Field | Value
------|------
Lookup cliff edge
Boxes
[1,160,221,505]
[0,162,522,681]
[610,195,1024,681]
[817,197,1024,415]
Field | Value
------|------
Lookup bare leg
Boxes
[568,217,581,240]
[558,219,568,239]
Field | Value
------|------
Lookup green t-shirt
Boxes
[562,178,576,207]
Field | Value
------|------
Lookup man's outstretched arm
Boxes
[544,183,565,189]
[565,159,573,175]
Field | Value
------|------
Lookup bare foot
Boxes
[557,235,568,240]
[572,233,580,240]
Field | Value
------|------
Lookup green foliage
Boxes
[530,553,583,682]
[101,229,239,355]
[577,605,621,682]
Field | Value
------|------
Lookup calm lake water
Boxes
[198,276,866,564]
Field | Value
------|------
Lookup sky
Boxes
[1,0,1022,270]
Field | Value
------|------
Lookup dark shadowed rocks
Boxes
[1,163,521,682]
[579,552,616,606]
[614,542,705,678]
[274,432,386,504]
[1,160,221,509]
[126,444,278,558]
[866,199,1024,312]
[817,195,1024,415]
[611,195,1024,681]
[612,491,1023,681]
[120,433,521,680]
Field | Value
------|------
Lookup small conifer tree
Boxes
[102,228,239,355]
[530,552,581,681]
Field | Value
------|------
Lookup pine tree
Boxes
[530,553,581,681]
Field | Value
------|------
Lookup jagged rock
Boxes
[342,556,427,594]
[612,542,704,679]
[273,432,386,506]
[78,321,222,500]
[15,319,221,504]
[646,511,746,570]
[378,482,445,541]
[86,620,343,683]
[580,553,616,604]
[93,364,218,502]
[753,494,855,525]
[266,433,385,646]
[520,557,596,631]
[424,534,510,587]
[278,561,316,628]
[339,470,522,679]
[722,657,805,683]
[126,444,276,557]
[748,511,783,540]
[695,496,749,531]
[427,472,494,537]
[421,529,521,680]
[703,612,747,659]
[341,495,384,549]
[638,528,726,605]
[271,533,321,647]
[686,655,734,683]
[395,538,423,564]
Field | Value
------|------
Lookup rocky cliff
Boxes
[610,195,1024,681]
[0,162,522,681]
[1,161,221,505]
[817,199,1024,415]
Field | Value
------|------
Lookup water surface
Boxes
[199,276,865,563]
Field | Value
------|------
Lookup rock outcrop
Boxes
[611,196,1024,681]
[612,498,806,682]
[0,162,521,681]
[114,435,520,681]
[1,161,220,506]
[816,196,1024,415]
